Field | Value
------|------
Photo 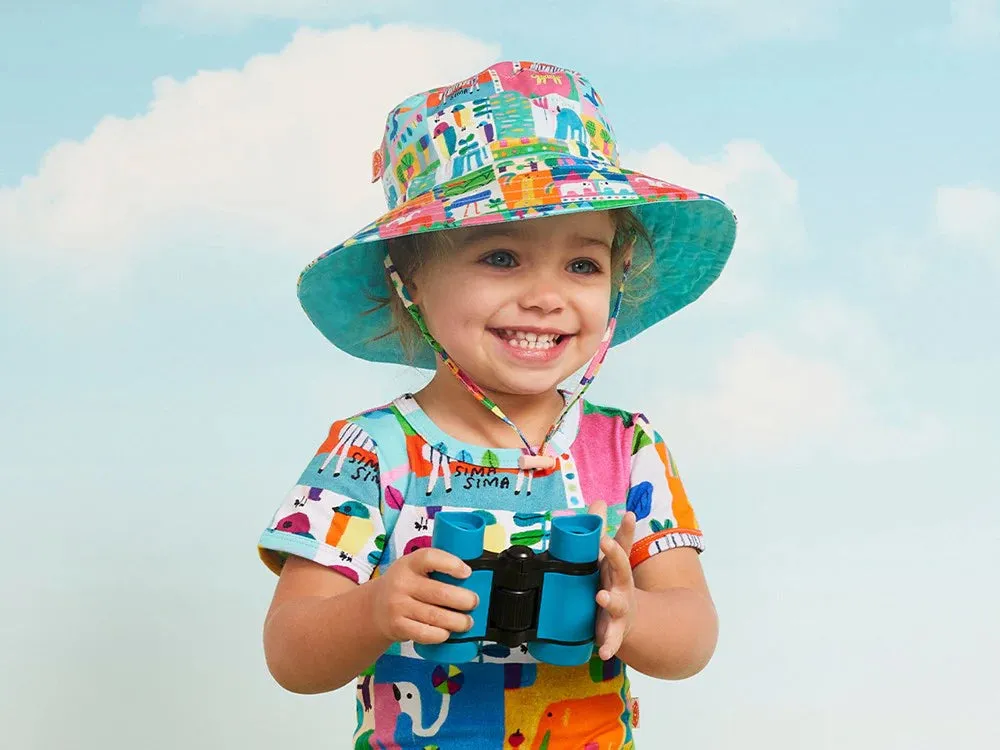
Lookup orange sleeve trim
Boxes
[629,528,703,568]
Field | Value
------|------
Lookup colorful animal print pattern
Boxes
[258,395,703,749]
[334,60,704,250]
[294,60,738,372]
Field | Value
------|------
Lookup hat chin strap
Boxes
[383,253,629,469]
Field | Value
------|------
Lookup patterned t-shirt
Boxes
[258,393,703,750]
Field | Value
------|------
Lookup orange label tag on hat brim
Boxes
[371,149,384,183]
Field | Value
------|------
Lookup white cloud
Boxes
[934,184,1000,269]
[0,24,499,281]
[632,139,804,259]
[0,19,941,467]
[620,140,942,464]
[0,26,801,297]
[628,139,805,310]
[668,328,943,464]
[683,331,855,444]
[947,0,1000,45]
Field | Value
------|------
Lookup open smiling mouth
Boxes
[489,328,573,358]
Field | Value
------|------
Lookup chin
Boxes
[442,336,599,397]
[488,375,564,397]
[480,360,586,398]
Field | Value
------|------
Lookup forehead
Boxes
[453,211,616,246]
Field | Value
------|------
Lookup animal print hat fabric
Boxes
[297,60,737,370]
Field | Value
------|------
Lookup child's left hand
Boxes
[590,502,638,661]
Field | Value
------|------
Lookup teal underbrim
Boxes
[297,195,736,370]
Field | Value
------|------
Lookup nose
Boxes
[517,270,566,314]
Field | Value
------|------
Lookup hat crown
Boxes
[373,61,621,210]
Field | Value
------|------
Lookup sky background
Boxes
[1,1,999,748]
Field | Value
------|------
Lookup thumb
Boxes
[589,500,608,530]
[589,500,608,560]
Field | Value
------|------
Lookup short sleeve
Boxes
[258,419,388,584]
[626,413,703,569]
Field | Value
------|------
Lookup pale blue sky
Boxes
[2,2,999,748]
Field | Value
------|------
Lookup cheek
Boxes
[581,287,612,331]
[419,281,495,339]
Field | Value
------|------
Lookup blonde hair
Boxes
[365,208,655,364]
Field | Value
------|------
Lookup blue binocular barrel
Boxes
[530,513,603,666]
[413,511,493,663]
[548,512,603,563]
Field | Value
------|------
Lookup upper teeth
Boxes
[498,329,561,349]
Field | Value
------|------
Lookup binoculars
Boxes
[413,511,602,666]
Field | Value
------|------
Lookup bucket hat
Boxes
[297,60,737,371]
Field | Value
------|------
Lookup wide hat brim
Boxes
[297,152,737,370]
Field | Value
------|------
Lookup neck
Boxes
[413,364,567,450]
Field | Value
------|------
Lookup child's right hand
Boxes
[370,548,479,645]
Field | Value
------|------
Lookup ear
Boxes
[405,274,421,305]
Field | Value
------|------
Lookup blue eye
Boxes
[482,251,517,268]
[569,259,600,274]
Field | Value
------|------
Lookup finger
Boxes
[614,511,636,551]
[395,617,453,646]
[597,613,627,660]
[594,612,609,648]
[600,534,619,558]
[599,558,613,591]
[590,499,608,525]
[599,541,615,589]
[598,622,625,661]
[601,534,633,588]
[409,547,473,579]
[406,598,476,635]
[590,501,608,560]
[413,577,480,612]
[608,539,632,573]
[596,588,630,619]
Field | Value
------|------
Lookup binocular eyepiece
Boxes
[413,511,603,666]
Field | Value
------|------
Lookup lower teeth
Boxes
[509,342,551,349]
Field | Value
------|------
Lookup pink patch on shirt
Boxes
[570,412,633,511]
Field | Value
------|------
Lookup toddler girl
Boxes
[258,60,737,749]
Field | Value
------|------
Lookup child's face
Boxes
[411,211,616,398]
